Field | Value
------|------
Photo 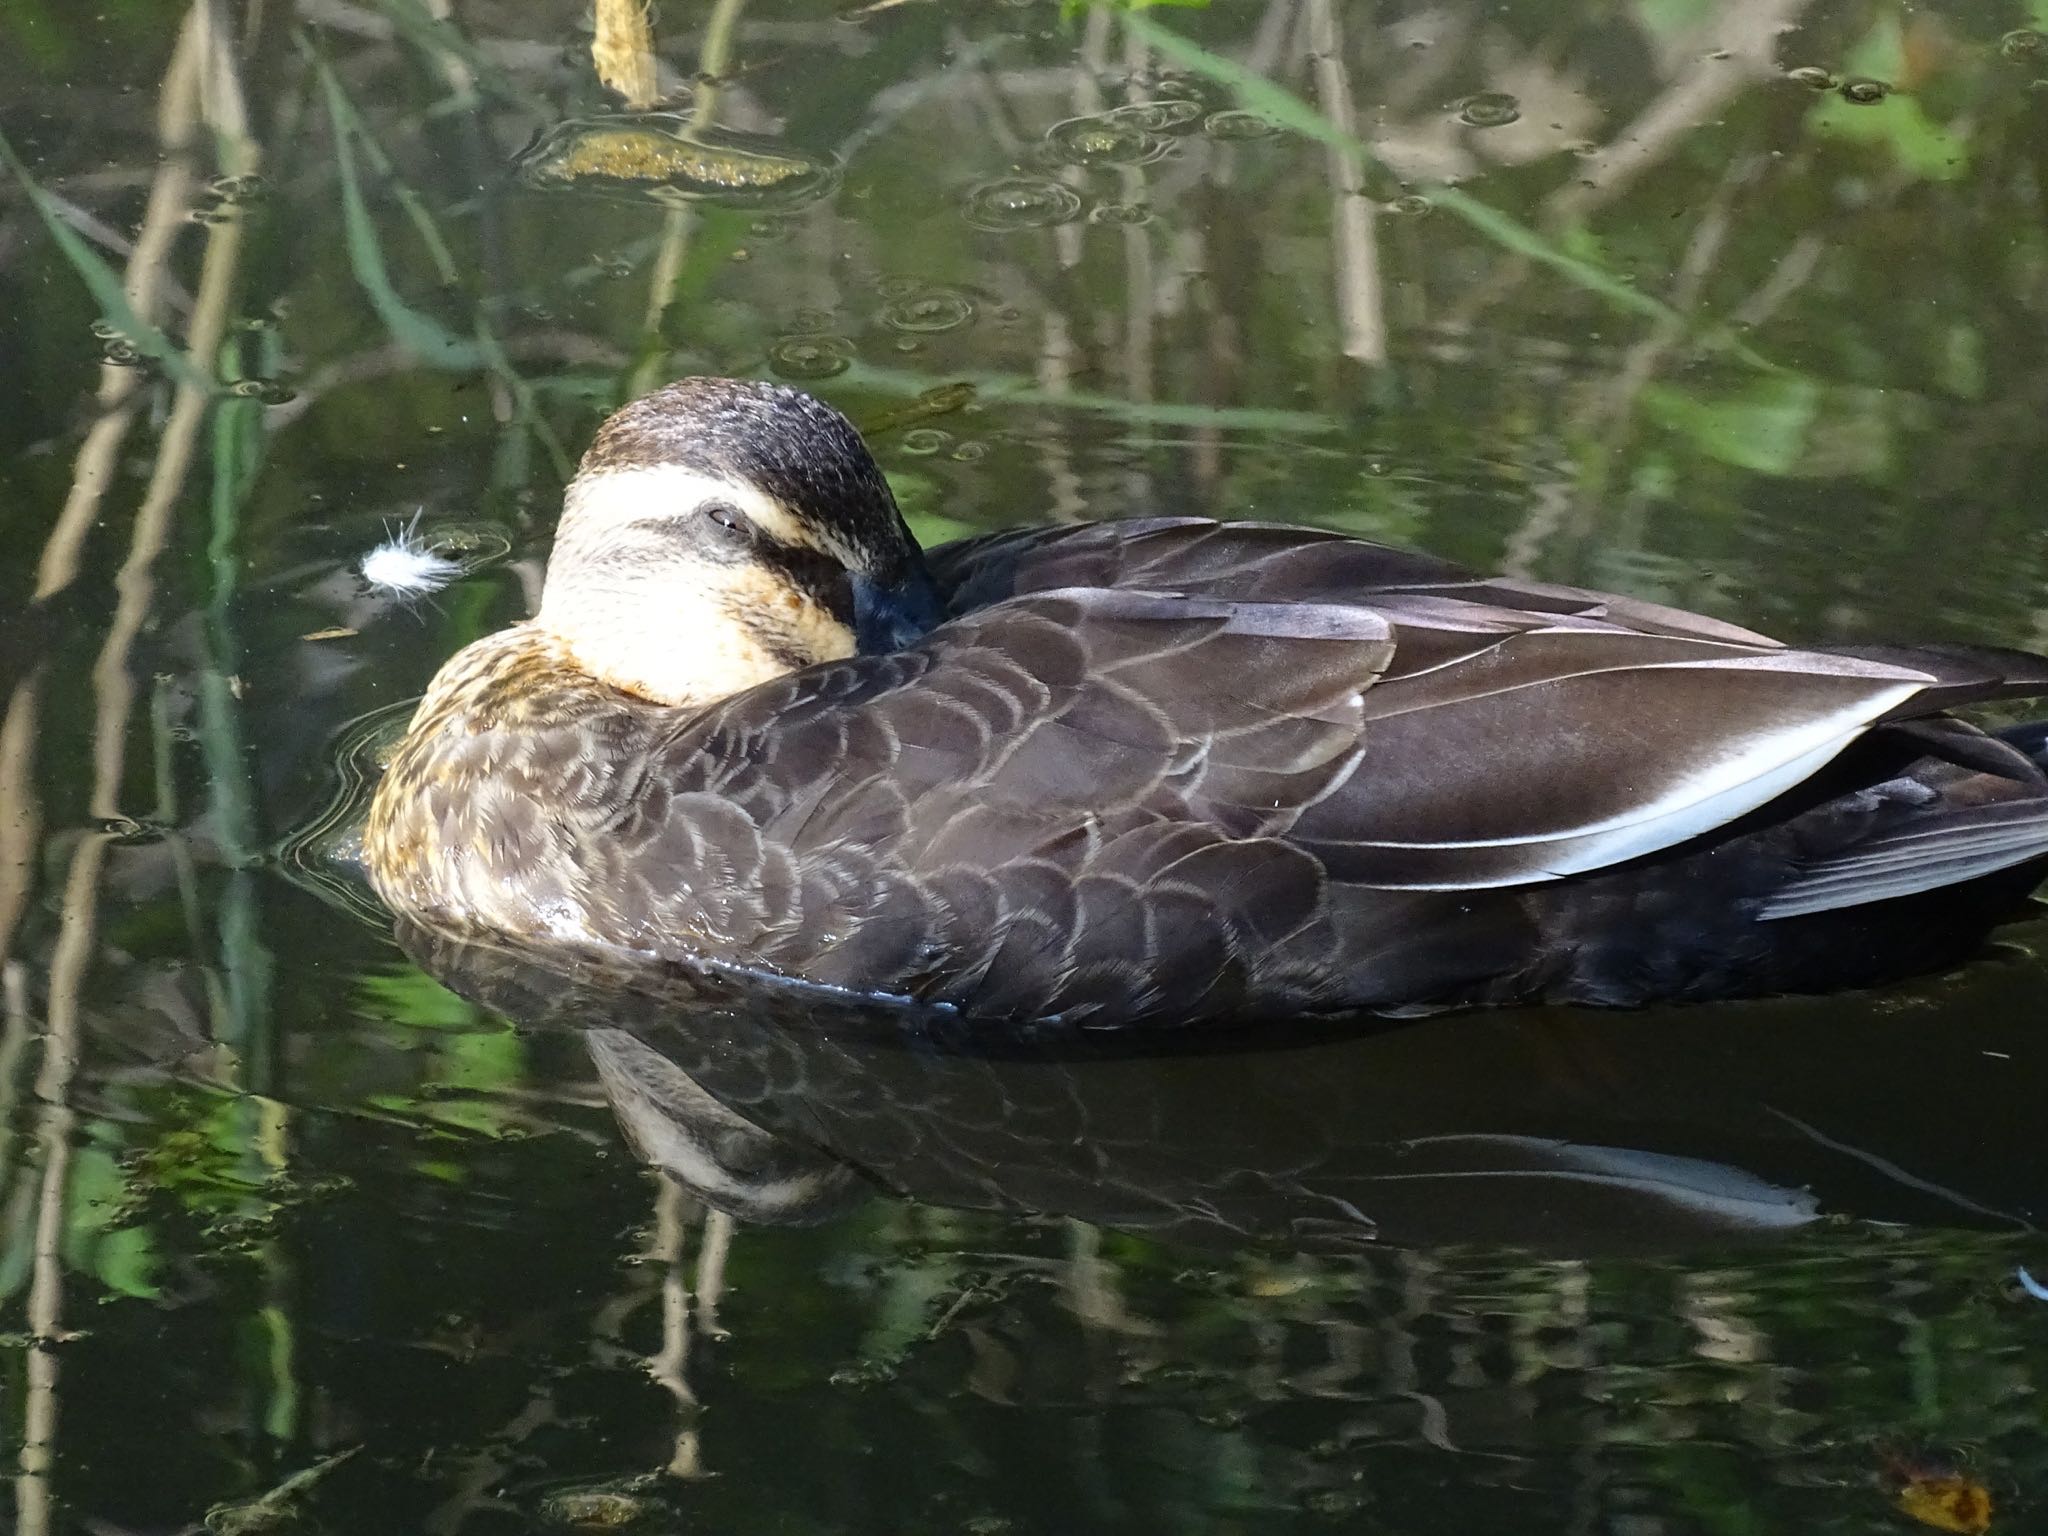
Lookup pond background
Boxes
[4,0,2048,1531]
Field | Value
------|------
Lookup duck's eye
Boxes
[697,500,752,543]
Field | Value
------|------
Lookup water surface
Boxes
[3,1,2048,1531]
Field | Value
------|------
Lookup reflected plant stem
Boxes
[1243,0,1299,79]
[1115,21,1160,523]
[1034,313,1087,524]
[649,1176,704,1479]
[206,384,297,1442]
[1729,232,1825,333]
[16,840,101,1536]
[1544,0,1813,224]
[630,0,746,399]
[151,677,231,1026]
[19,8,258,1523]
[1510,167,1741,578]
[696,1207,733,1341]
[0,11,206,975]
[1122,12,1751,349]
[0,964,27,1238]
[1061,1220,1156,1341]
[1305,0,1385,366]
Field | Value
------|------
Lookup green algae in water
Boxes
[517,114,838,208]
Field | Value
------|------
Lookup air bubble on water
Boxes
[1203,109,1281,141]
[1106,99,1203,133]
[208,172,270,203]
[1838,77,1891,103]
[1088,201,1151,226]
[1456,92,1522,128]
[1388,193,1433,215]
[2000,29,2047,64]
[766,333,856,380]
[882,288,975,334]
[901,428,951,456]
[962,176,1084,232]
[1785,65,1835,89]
[1044,114,1167,167]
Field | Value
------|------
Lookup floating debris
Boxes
[536,1477,675,1531]
[518,115,838,209]
[962,175,1084,231]
[357,513,498,600]
[1892,1474,1992,1534]
[208,172,271,205]
[591,0,658,112]
[1880,1445,1994,1536]
[204,1448,359,1536]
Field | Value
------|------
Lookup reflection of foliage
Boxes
[355,967,531,1144]
[1808,15,1970,182]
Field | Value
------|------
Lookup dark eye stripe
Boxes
[759,540,852,613]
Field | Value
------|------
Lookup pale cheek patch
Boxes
[551,560,857,707]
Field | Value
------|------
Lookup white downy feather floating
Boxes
[360,512,465,598]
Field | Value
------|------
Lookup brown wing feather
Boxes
[928,517,1783,646]
[573,585,1946,1020]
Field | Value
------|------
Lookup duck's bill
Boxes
[852,566,945,653]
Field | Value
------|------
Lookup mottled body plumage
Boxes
[364,381,2048,1026]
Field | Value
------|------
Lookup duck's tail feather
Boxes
[1757,798,2048,920]
[1822,642,2048,718]
[1997,718,2048,767]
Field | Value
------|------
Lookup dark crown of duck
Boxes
[367,376,2048,1028]
[541,377,940,705]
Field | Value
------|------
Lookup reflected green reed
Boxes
[3,0,2048,1531]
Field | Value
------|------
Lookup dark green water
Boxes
[4,1,2048,1531]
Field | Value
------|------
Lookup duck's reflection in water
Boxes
[401,920,2041,1256]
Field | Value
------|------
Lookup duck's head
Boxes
[537,377,943,707]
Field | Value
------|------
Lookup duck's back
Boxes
[365,518,2048,1026]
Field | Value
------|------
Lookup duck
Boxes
[364,376,2048,1028]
